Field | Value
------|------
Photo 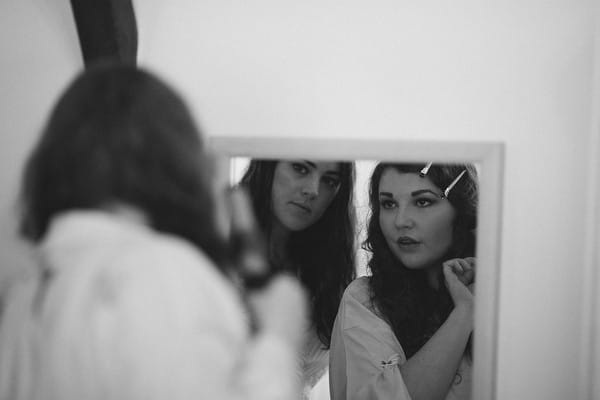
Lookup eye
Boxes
[415,197,435,208]
[322,176,341,189]
[291,162,309,175]
[380,199,397,210]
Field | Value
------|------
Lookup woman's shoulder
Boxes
[46,211,233,299]
[119,229,230,293]
[337,276,380,327]
[336,277,401,350]
[343,276,372,304]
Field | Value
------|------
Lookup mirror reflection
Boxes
[229,157,478,400]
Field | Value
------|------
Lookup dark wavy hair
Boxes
[20,63,227,267]
[240,159,356,348]
[364,162,478,359]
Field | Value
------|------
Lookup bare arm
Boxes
[399,304,472,400]
[399,260,474,400]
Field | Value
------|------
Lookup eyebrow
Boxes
[303,160,341,176]
[379,189,440,198]
[303,160,317,169]
[411,189,440,197]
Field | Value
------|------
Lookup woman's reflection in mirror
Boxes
[330,162,478,400]
[240,159,356,398]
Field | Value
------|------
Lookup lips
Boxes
[396,236,420,246]
[290,202,312,214]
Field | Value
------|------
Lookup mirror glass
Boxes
[229,157,482,278]
[210,136,503,400]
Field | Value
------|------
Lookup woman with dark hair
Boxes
[329,162,478,400]
[240,159,356,398]
[0,64,307,400]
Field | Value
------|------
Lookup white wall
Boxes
[0,0,81,287]
[1,1,598,399]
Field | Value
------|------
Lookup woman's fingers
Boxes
[442,263,474,308]
[462,258,476,286]
[464,257,476,267]
[457,259,474,285]
[442,262,460,283]
[444,259,463,273]
[443,258,476,287]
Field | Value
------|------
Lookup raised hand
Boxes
[442,259,474,309]
[443,257,475,293]
[248,274,308,349]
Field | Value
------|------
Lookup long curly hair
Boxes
[364,162,478,359]
[20,63,228,267]
[240,159,356,348]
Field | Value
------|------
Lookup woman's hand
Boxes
[228,187,308,349]
[442,258,474,310]
[443,257,475,293]
[248,274,308,349]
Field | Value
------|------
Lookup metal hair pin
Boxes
[440,170,467,199]
[419,162,433,177]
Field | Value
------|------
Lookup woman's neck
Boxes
[426,264,443,290]
[103,202,149,226]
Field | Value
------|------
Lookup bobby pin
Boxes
[419,162,433,177]
[441,170,467,199]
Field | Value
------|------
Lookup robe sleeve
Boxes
[88,239,300,400]
[330,278,412,400]
[0,236,300,400]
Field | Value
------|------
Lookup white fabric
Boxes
[0,211,299,400]
[299,327,329,399]
[329,277,472,400]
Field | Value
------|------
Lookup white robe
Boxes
[329,277,472,400]
[0,211,299,400]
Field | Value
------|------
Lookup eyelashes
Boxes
[291,162,340,190]
[291,162,309,175]
[323,176,341,189]
[415,197,435,207]
[380,199,396,210]
[379,197,437,210]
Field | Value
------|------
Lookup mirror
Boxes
[209,136,504,400]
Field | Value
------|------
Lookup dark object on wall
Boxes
[70,0,138,66]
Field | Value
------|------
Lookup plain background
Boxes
[1,1,599,399]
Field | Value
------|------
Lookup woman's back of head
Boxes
[20,63,226,264]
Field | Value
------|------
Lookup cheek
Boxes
[429,215,455,251]
[313,191,337,217]
[272,167,298,195]
[270,185,286,223]
[271,174,291,205]
[378,212,395,242]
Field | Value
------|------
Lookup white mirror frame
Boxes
[209,136,505,400]
[582,22,600,400]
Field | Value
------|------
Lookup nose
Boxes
[394,204,414,229]
[301,176,319,200]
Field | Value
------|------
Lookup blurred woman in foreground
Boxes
[0,64,306,400]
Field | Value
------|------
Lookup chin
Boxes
[402,263,427,271]
[284,220,311,232]
[397,256,429,271]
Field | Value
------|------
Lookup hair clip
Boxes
[441,170,467,199]
[419,162,433,177]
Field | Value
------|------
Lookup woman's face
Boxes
[378,168,456,271]
[271,160,342,232]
